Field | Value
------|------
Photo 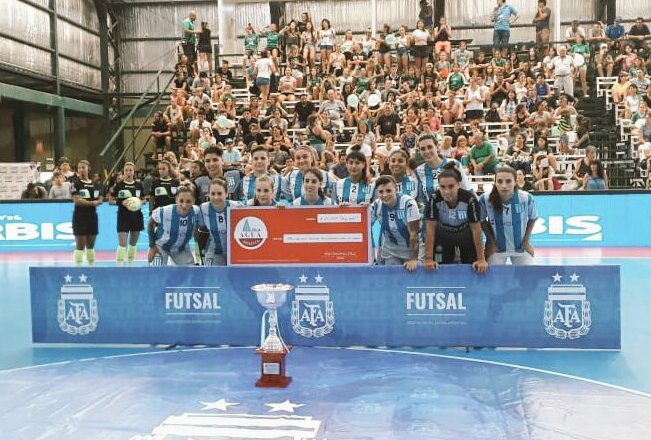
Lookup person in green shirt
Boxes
[261,23,281,58]
[570,34,591,98]
[244,24,259,56]
[469,131,498,175]
[181,11,201,65]
[446,64,466,92]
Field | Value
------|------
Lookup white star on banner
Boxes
[570,273,580,282]
[64,274,73,283]
[299,274,308,283]
[265,400,305,413]
[314,274,324,284]
[200,398,239,411]
[79,274,88,283]
[552,273,562,283]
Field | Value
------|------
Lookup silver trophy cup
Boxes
[252,284,293,353]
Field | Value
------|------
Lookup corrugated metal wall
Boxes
[0,0,102,90]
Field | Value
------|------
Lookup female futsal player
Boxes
[198,178,239,266]
[479,165,538,265]
[149,160,180,212]
[282,145,332,202]
[334,150,375,205]
[240,146,282,202]
[247,174,278,206]
[388,149,419,199]
[415,132,472,203]
[72,160,103,265]
[110,162,144,264]
[423,163,487,273]
[371,175,421,271]
[148,186,200,266]
[293,168,333,205]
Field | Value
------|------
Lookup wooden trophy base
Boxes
[255,348,292,388]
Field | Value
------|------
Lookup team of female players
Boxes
[71,134,538,269]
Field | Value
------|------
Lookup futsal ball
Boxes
[125,197,142,212]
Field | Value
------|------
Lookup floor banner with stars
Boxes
[30,265,620,348]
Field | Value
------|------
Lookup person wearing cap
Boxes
[605,17,626,41]
[565,20,586,45]
[595,42,614,77]
[627,17,650,51]
[222,138,241,171]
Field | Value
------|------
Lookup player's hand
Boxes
[404,259,418,272]
[423,258,439,271]
[522,241,535,257]
[148,247,159,263]
[472,259,488,274]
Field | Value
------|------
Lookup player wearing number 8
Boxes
[479,165,538,265]
[197,178,240,266]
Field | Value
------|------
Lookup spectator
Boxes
[570,34,591,97]
[491,0,520,48]
[58,157,75,180]
[198,127,217,150]
[432,16,452,56]
[628,17,650,51]
[565,20,586,45]
[197,21,213,77]
[318,89,346,128]
[375,103,401,138]
[189,110,212,141]
[181,11,200,67]
[532,0,551,44]
[605,16,626,42]
[418,0,433,29]
[253,50,277,106]
[516,168,534,191]
[589,22,608,44]
[595,43,615,77]
[217,59,233,82]
[611,72,631,104]
[582,159,608,190]
[446,119,469,148]
[48,170,73,199]
[469,131,498,175]
[21,182,47,200]
[552,45,575,99]
[222,139,242,170]
[243,24,259,56]
[533,155,560,191]
[150,112,172,153]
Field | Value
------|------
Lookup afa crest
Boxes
[57,274,99,336]
[291,274,335,338]
[544,272,591,340]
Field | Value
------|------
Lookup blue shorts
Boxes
[255,77,270,86]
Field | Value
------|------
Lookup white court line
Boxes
[0,346,649,400]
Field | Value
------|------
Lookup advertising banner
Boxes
[31,265,621,349]
[228,206,372,265]
[3,193,651,252]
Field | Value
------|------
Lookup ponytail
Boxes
[437,161,462,183]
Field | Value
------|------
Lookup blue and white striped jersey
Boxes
[395,174,419,199]
[415,159,472,202]
[292,196,333,206]
[240,173,283,202]
[371,194,421,248]
[152,204,200,253]
[479,190,538,253]
[282,169,333,201]
[334,178,375,205]
[198,201,240,256]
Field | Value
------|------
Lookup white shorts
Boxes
[488,251,534,265]
[151,247,196,266]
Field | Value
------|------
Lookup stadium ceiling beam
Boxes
[0,83,104,116]
[109,0,217,7]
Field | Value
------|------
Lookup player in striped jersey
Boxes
[282,145,333,202]
[198,178,240,266]
[371,175,422,271]
[334,151,375,205]
[424,163,488,273]
[388,149,419,199]
[148,187,200,266]
[292,168,333,205]
[246,174,278,206]
[239,146,282,202]
[415,132,472,202]
[479,165,538,265]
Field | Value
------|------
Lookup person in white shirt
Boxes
[253,50,277,106]
[48,170,74,199]
[189,110,212,140]
[565,20,586,44]
[552,45,575,98]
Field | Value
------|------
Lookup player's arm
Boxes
[147,216,159,262]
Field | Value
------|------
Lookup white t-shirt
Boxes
[466,86,484,111]
[412,29,430,45]
[552,55,574,76]
[255,58,274,79]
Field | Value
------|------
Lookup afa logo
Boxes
[57,273,99,336]
[544,272,591,339]
[234,216,267,250]
[292,274,335,338]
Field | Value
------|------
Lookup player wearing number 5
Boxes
[479,166,538,265]
[423,164,487,273]
[371,176,422,272]
[109,162,144,265]
[148,187,200,266]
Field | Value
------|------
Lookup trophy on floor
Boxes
[252,283,293,388]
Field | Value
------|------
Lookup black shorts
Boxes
[411,45,430,59]
[197,44,212,54]
[117,210,144,233]
[344,52,354,61]
[182,43,196,58]
[466,109,484,120]
[73,209,99,236]
[435,227,477,264]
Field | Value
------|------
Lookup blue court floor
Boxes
[1,255,650,439]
